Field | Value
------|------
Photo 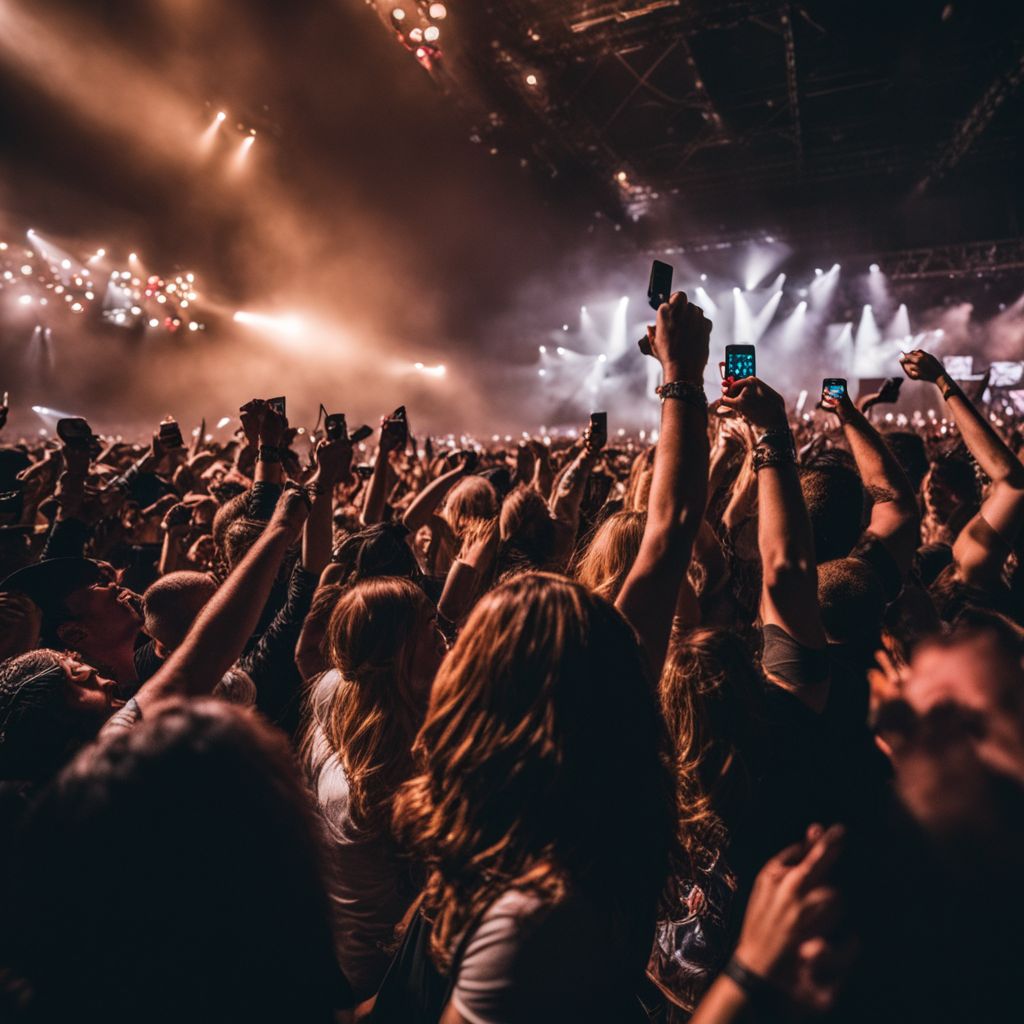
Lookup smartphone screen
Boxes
[725,346,756,380]
[589,411,608,446]
[823,378,847,400]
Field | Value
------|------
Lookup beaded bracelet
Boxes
[656,379,708,412]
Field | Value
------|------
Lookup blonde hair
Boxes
[573,510,646,602]
[314,577,433,834]
[441,476,498,540]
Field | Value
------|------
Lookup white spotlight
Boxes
[424,25,440,42]
[539,345,546,354]
[869,263,880,273]
[428,2,447,18]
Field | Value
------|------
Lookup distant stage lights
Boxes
[216,111,227,123]
[428,3,447,19]
[700,273,708,281]
[408,26,423,42]
[538,345,546,353]
[423,25,440,42]
[391,7,406,21]
[525,73,538,86]
[869,263,880,273]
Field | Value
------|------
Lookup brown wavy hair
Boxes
[573,510,646,602]
[393,572,676,968]
[659,626,766,871]
[313,576,434,835]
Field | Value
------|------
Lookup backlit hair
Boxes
[394,572,675,968]
[316,576,433,834]
[573,510,646,602]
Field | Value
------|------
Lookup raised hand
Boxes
[313,435,353,486]
[820,389,856,423]
[270,483,312,539]
[899,349,945,384]
[643,290,712,383]
[733,825,848,1012]
[719,376,788,431]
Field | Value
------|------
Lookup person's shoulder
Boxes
[98,697,142,738]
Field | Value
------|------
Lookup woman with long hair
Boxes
[392,572,677,1022]
[573,509,646,602]
[305,576,445,1002]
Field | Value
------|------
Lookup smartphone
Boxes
[57,417,93,451]
[648,260,673,310]
[354,464,374,480]
[725,345,756,380]
[639,260,674,357]
[267,396,286,417]
[158,419,185,449]
[877,377,903,403]
[325,412,347,442]
[822,378,847,400]
[389,405,408,445]
[349,424,373,444]
[589,411,608,448]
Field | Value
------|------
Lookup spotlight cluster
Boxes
[385,2,447,68]
[0,230,206,337]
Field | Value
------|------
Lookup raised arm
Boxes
[401,451,475,534]
[303,436,352,578]
[360,418,403,526]
[902,349,1024,586]
[720,377,826,658]
[135,487,309,711]
[615,292,710,675]
[823,390,919,577]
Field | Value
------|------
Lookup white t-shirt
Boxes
[450,889,648,1024]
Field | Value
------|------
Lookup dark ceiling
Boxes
[423,0,1024,253]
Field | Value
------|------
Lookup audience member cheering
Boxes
[0,307,1022,1024]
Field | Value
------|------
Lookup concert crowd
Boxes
[0,292,1022,1023]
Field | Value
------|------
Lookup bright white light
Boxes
[598,354,607,363]
[424,25,440,42]
[700,273,708,282]
[149,318,160,327]
[538,368,546,377]
[129,252,137,261]
[814,268,823,276]
[409,26,423,41]
[428,2,447,18]
[60,258,71,269]
[232,135,256,172]
[414,363,446,377]
[217,417,231,429]
[18,294,31,305]
[392,7,406,20]
[20,265,31,275]
[233,310,306,338]
[556,346,566,356]
[732,286,741,294]
[216,111,227,122]
[188,322,199,332]
[72,302,83,312]
[526,73,538,86]
[869,263,880,273]
[539,345,546,354]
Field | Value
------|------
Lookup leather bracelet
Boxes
[752,435,797,473]
[722,956,786,1014]
[937,374,958,401]
[656,379,708,412]
[256,444,283,463]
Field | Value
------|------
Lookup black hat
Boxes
[0,558,104,644]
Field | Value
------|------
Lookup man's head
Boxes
[799,463,865,563]
[881,616,1024,844]
[818,557,886,649]
[0,649,118,780]
[0,558,143,660]
[143,571,217,657]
